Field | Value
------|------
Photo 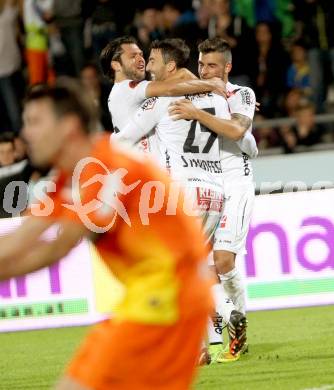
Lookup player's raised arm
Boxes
[169,98,246,141]
[146,77,226,98]
[0,217,87,280]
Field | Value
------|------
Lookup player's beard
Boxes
[122,65,145,82]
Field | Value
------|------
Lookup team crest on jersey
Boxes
[141,97,158,111]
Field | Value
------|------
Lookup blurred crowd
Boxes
[1,0,334,160]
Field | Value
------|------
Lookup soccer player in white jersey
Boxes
[100,36,226,153]
[114,39,253,366]
[113,38,231,242]
[169,37,257,362]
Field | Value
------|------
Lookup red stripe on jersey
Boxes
[129,80,141,88]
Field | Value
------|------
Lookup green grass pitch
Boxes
[0,305,333,389]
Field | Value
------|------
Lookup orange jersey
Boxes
[32,136,212,325]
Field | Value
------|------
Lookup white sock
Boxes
[207,316,223,345]
[211,283,235,324]
[219,268,246,314]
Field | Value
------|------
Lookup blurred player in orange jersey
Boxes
[0,80,212,390]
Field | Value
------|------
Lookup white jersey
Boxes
[118,92,229,187]
[221,82,257,185]
[117,92,230,241]
[108,79,156,153]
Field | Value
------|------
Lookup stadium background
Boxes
[0,0,333,389]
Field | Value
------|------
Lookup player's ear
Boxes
[225,62,232,75]
[60,115,82,139]
[166,60,176,73]
[111,60,121,74]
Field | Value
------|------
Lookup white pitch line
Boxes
[302,385,334,390]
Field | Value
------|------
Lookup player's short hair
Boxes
[24,78,99,134]
[198,38,232,63]
[100,36,138,81]
[150,39,190,68]
[0,132,15,145]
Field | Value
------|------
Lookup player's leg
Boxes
[214,249,246,314]
[213,187,254,357]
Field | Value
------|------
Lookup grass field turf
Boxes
[0,305,333,390]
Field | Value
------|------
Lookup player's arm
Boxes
[0,217,87,280]
[146,76,226,98]
[228,87,257,155]
[236,131,258,158]
[113,98,162,145]
[168,99,246,141]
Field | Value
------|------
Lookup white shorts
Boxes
[213,183,255,254]
[183,185,224,244]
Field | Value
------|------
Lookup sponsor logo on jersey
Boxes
[185,92,213,101]
[240,89,253,106]
[242,153,250,176]
[196,187,223,212]
[181,156,222,174]
[141,97,158,111]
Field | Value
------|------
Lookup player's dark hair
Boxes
[100,36,138,81]
[198,38,232,63]
[150,39,190,68]
[0,132,15,145]
[24,78,99,134]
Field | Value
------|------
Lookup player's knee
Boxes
[213,250,235,274]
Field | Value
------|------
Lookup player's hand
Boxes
[168,99,198,121]
[211,77,227,97]
[255,101,261,112]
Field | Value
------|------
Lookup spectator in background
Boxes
[80,63,112,131]
[0,132,15,167]
[14,135,27,162]
[90,0,118,61]
[132,6,165,58]
[232,0,294,39]
[281,88,306,117]
[287,41,311,95]
[0,0,23,133]
[253,113,280,149]
[294,0,334,113]
[207,0,256,86]
[23,0,54,85]
[52,0,85,77]
[162,1,206,73]
[280,101,323,153]
[251,21,289,117]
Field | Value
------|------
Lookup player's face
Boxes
[198,52,226,80]
[146,49,168,81]
[119,44,146,81]
[0,142,15,166]
[22,99,65,168]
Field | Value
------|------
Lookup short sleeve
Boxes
[227,87,256,120]
[130,80,150,104]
